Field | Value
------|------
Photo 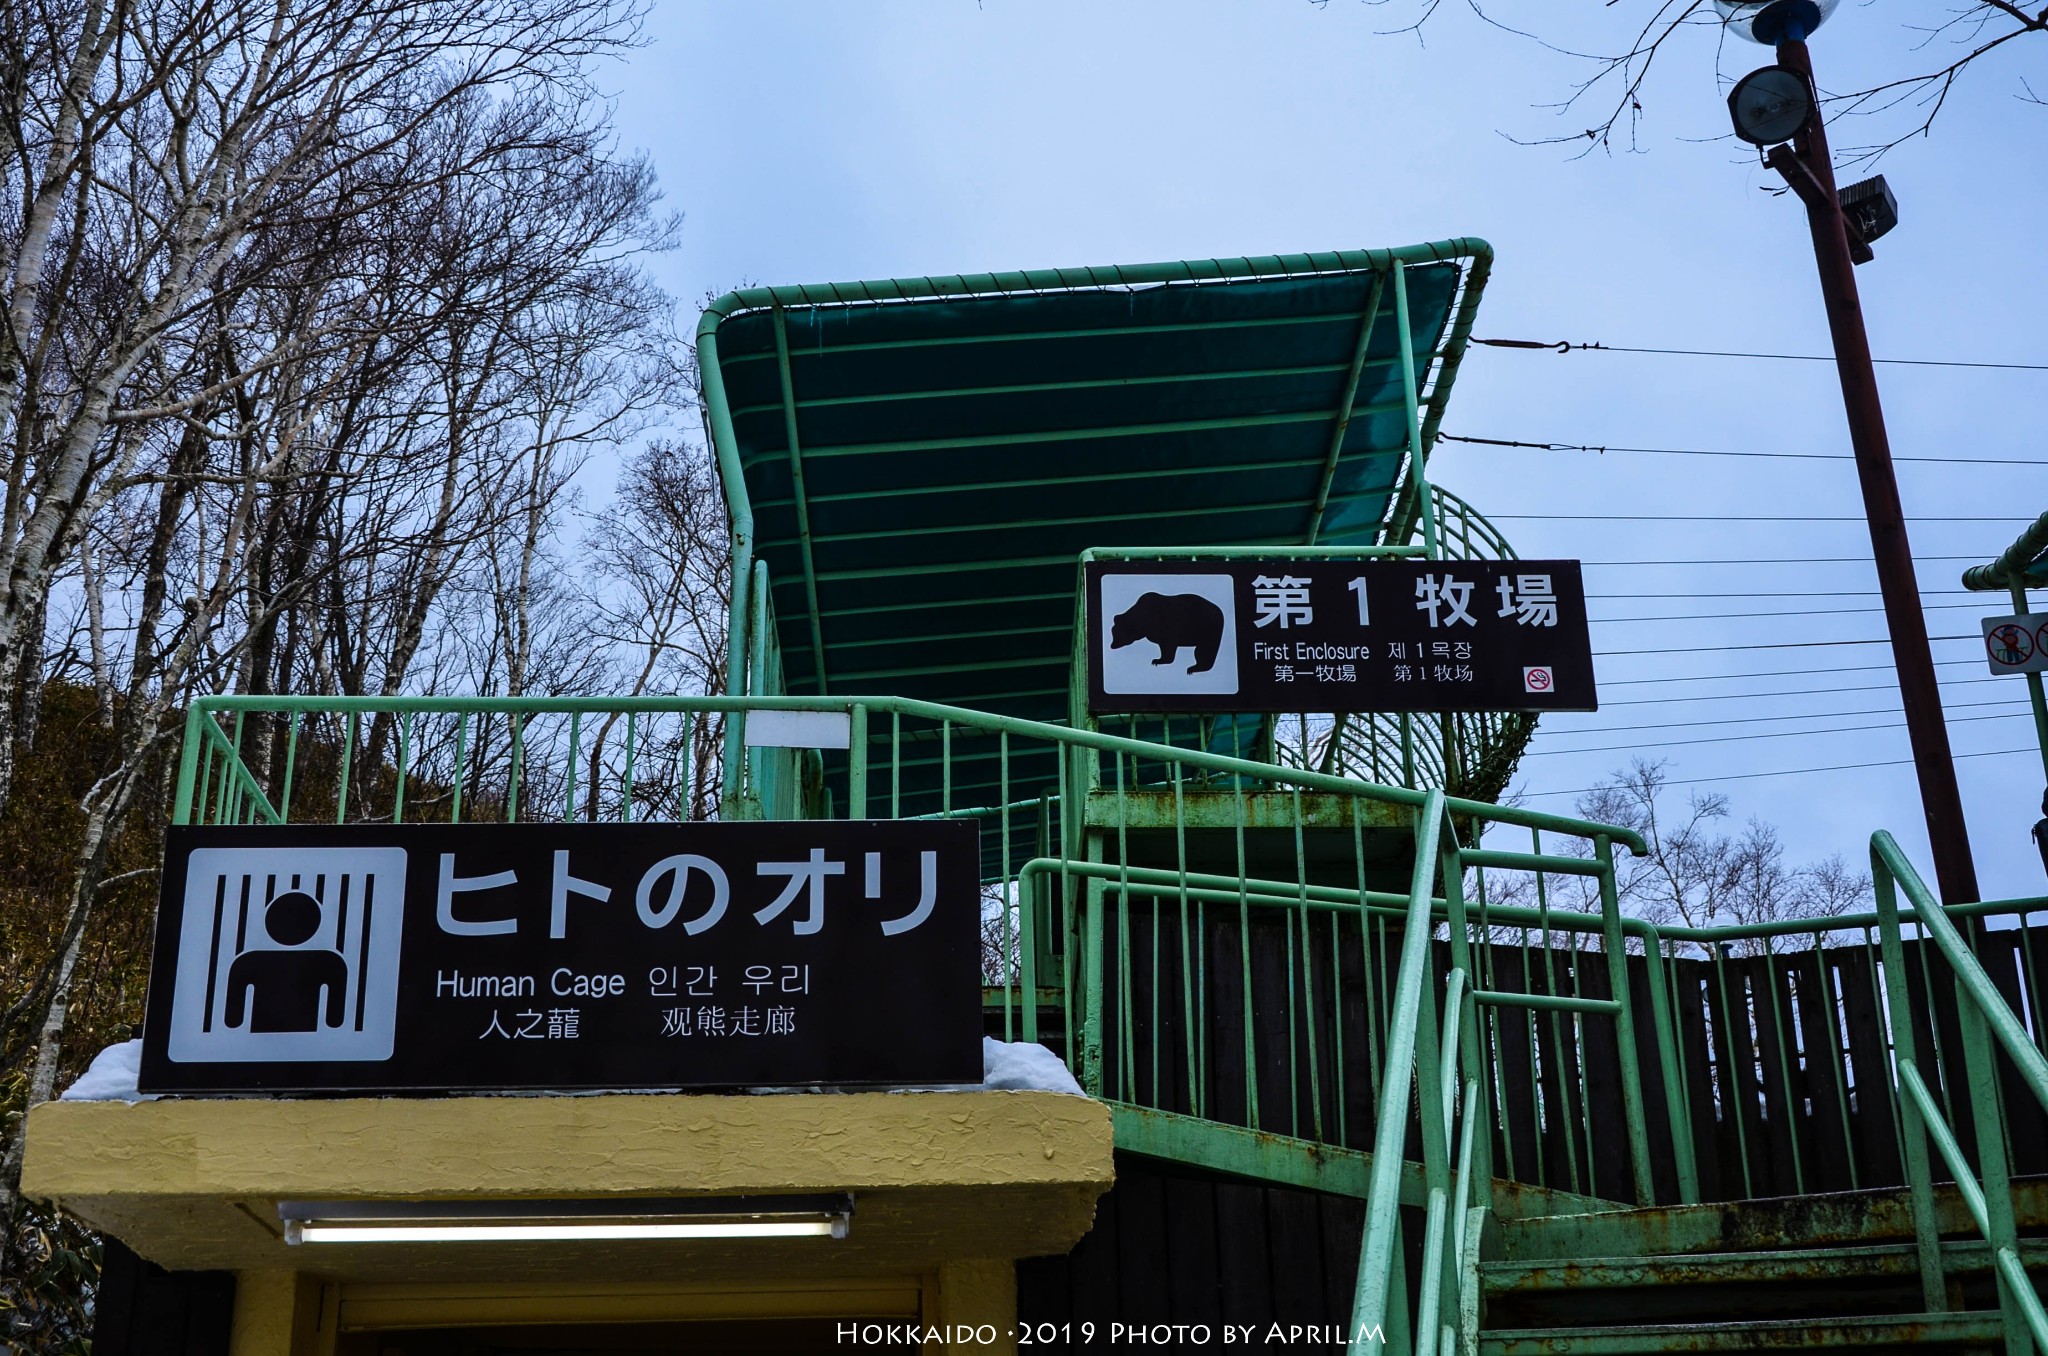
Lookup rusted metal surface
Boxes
[1483,1239,2048,1292]
[1497,1177,2048,1264]
[1481,1310,2008,1354]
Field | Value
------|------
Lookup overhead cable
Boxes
[1601,674,2008,706]
[1587,589,1973,600]
[1441,433,2045,468]
[1590,599,1990,624]
[1521,708,2020,758]
[1582,555,1988,566]
[1537,696,2025,738]
[1600,657,1982,686]
[1516,746,2028,798]
[1496,513,2026,524]
[1597,655,1982,684]
[1468,339,2048,373]
[1600,634,1975,658]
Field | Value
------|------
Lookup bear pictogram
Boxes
[1110,592,1227,675]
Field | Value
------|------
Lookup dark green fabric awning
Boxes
[700,243,1491,729]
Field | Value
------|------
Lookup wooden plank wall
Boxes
[1662,922,2048,1204]
[1062,898,2048,1208]
[1018,1153,1410,1342]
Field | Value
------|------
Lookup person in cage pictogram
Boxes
[223,889,349,1033]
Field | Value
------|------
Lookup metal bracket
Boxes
[1766,143,1874,265]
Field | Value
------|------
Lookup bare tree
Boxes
[1343,2,2046,161]
[1474,758,1868,954]
[0,0,643,812]
[583,437,732,821]
[0,0,667,1257]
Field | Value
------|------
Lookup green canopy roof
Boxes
[699,241,1491,728]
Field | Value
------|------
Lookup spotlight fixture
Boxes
[279,1194,853,1245]
[1727,65,1815,146]
[1837,175,1898,246]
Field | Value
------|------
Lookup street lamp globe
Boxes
[1714,0,1838,44]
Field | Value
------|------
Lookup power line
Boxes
[1588,589,1974,600]
[1441,433,2046,468]
[1600,634,1976,658]
[1602,675,2011,706]
[1469,339,2048,373]
[1591,599,1990,624]
[1497,514,2026,524]
[1600,657,1986,687]
[1537,696,2025,739]
[1522,708,2021,759]
[1582,555,1988,566]
[1516,746,2030,798]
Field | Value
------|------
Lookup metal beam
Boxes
[1306,273,1386,544]
[717,307,1394,365]
[1961,509,2048,591]
[1393,260,1441,559]
[754,494,1316,551]
[771,306,830,695]
[747,454,1332,511]
[728,360,1371,416]
[701,240,1492,351]
[735,403,1399,465]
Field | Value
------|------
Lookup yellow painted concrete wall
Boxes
[223,1264,1017,1355]
[24,1091,1113,1281]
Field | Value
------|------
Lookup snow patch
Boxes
[58,1039,154,1102]
[980,1037,1084,1095]
[53,1036,1085,1101]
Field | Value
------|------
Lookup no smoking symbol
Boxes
[1988,624,2034,668]
[1523,666,1554,694]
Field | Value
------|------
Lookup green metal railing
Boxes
[171,688,1669,1202]
[173,692,2048,1350]
[1427,843,2048,1208]
[1341,824,2048,1354]
[1349,790,1488,1356]
[1872,833,2048,1354]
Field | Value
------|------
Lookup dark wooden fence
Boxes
[1079,898,2048,1207]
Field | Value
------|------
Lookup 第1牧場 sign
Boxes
[1085,559,1596,714]
[136,820,981,1094]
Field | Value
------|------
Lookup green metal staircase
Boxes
[1479,1182,2048,1354]
[172,683,2048,1354]
[158,239,2048,1353]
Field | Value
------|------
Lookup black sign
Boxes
[1085,559,1596,714]
[137,821,981,1094]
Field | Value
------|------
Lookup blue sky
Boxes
[606,1,2047,897]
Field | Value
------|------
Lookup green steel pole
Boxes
[1960,510,2048,593]
[1392,262,1441,560]
[2008,580,2048,785]
[1596,836,1656,1205]
[1871,842,1950,1312]
[695,307,755,811]
[1305,275,1386,545]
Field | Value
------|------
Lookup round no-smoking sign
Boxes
[1522,666,1554,694]
[1987,624,2033,668]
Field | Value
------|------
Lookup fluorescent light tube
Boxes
[278,1194,854,1246]
[288,1219,840,1244]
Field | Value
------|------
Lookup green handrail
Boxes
[1349,793,1501,1356]
[1872,832,2048,1354]
[172,692,1648,854]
